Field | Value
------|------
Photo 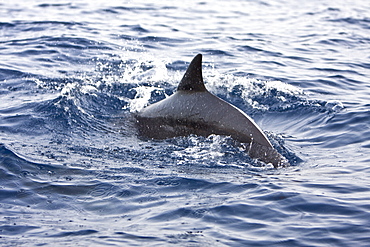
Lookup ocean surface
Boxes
[1,0,370,246]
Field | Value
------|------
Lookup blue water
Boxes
[1,0,370,246]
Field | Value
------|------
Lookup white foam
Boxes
[264,80,303,95]
[127,86,166,113]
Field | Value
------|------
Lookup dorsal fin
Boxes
[177,54,206,92]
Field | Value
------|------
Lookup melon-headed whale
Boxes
[136,54,287,168]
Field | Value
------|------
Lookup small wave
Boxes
[120,24,149,33]
[327,17,370,29]
[47,229,98,238]
[45,36,113,51]
[0,22,16,28]
[0,68,29,80]
[0,144,90,210]
[38,3,74,8]
[0,225,39,236]
[237,45,283,57]
[0,20,82,37]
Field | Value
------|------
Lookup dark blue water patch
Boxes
[317,37,360,48]
[0,22,16,29]
[258,60,286,67]
[24,21,81,32]
[0,111,46,135]
[0,144,93,211]
[2,35,112,54]
[120,24,149,33]
[283,55,313,63]
[0,224,39,236]
[316,110,370,148]
[0,77,53,135]
[100,8,122,14]
[250,191,299,202]
[113,231,159,241]
[1,76,51,97]
[237,45,283,57]
[285,201,362,216]
[155,23,180,33]
[302,182,370,195]
[313,67,364,77]
[304,6,340,16]
[45,36,112,51]
[85,5,166,20]
[106,5,162,13]
[275,190,364,217]
[0,144,91,179]
[95,231,165,246]
[344,62,370,70]
[47,229,98,238]
[96,167,146,183]
[153,177,212,190]
[0,20,82,35]
[0,68,32,80]
[7,46,58,58]
[37,3,74,8]
[138,36,169,43]
[228,32,270,41]
[1,36,115,75]
[149,207,207,222]
[116,34,136,41]
[327,17,370,29]
[238,45,265,53]
[33,96,77,133]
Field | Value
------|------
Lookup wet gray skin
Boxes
[136,54,287,168]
